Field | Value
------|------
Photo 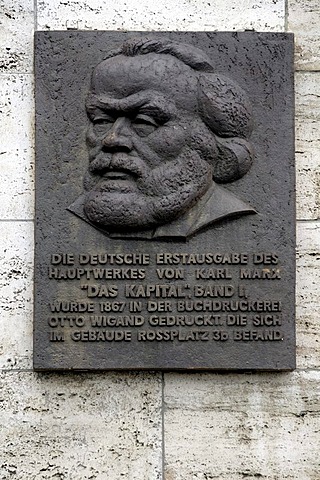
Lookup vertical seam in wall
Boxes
[34,0,38,31]
[161,372,165,480]
[284,0,289,31]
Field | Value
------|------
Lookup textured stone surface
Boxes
[37,0,285,31]
[34,31,295,371]
[293,35,320,71]
[0,221,33,369]
[288,0,320,70]
[0,74,34,219]
[164,371,320,480]
[296,222,320,369]
[0,371,162,479]
[296,150,320,221]
[0,0,34,73]
[295,72,320,220]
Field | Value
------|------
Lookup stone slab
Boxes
[0,74,34,219]
[296,150,320,220]
[295,72,320,220]
[34,31,295,371]
[288,0,320,71]
[294,35,320,71]
[0,371,162,479]
[0,221,33,369]
[164,370,320,479]
[0,0,34,73]
[36,0,285,31]
[296,222,320,369]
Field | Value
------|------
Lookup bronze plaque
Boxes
[34,32,295,370]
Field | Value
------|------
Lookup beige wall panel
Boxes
[164,371,320,480]
[295,72,320,220]
[288,0,320,70]
[0,74,34,219]
[296,222,320,368]
[0,371,162,479]
[0,221,33,369]
[0,0,34,73]
[37,0,285,31]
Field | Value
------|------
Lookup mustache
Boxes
[89,152,147,178]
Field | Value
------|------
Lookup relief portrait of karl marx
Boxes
[68,36,256,240]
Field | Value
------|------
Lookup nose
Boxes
[101,117,133,152]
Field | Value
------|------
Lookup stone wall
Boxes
[0,1,319,478]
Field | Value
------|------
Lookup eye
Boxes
[133,114,158,127]
[92,115,115,125]
[92,115,115,135]
[132,114,159,137]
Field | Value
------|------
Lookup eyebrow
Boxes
[86,90,177,121]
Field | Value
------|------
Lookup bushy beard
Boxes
[83,149,212,231]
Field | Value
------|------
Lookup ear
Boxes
[198,73,253,139]
[213,137,254,183]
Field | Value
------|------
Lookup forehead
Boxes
[90,53,198,111]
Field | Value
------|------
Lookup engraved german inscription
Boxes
[41,248,292,363]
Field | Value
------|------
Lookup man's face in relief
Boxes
[83,53,218,231]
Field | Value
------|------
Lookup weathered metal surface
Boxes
[34,32,295,370]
